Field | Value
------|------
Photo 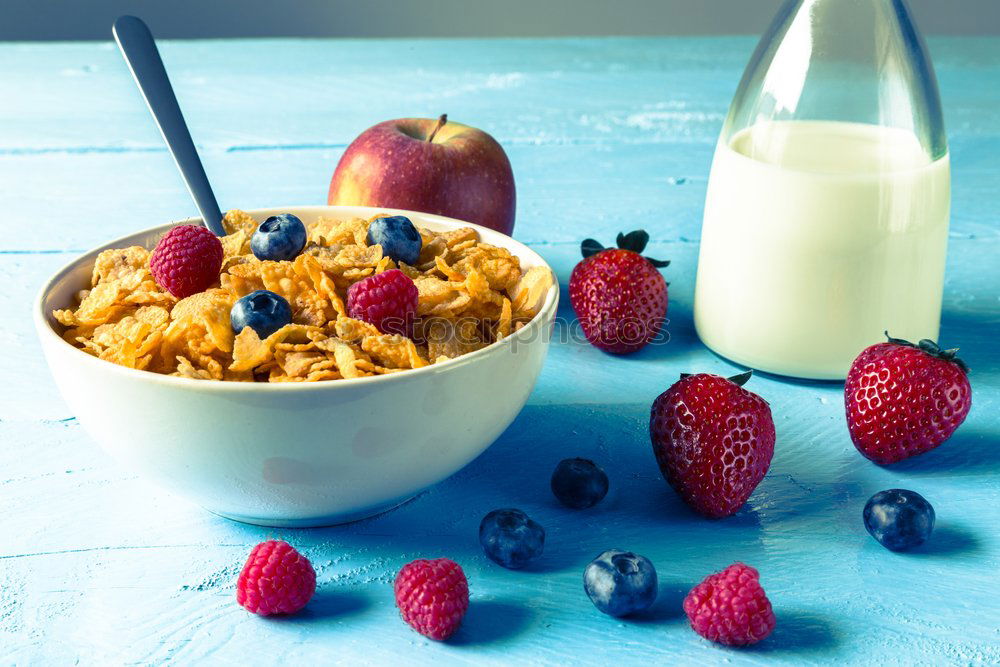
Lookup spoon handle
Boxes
[113,15,226,236]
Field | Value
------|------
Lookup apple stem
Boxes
[427,114,447,142]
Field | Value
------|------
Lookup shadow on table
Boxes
[518,542,587,574]
[450,600,533,646]
[888,426,1000,476]
[254,402,770,579]
[622,479,765,532]
[553,279,706,363]
[627,582,689,624]
[748,609,838,654]
[939,306,1000,352]
[276,589,372,623]
[912,524,981,557]
[321,402,650,534]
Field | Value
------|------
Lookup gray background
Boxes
[2,0,998,40]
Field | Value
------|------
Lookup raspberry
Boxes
[236,540,316,616]
[394,558,469,640]
[683,563,776,646]
[149,224,224,298]
[347,269,418,336]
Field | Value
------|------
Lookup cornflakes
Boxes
[54,211,552,382]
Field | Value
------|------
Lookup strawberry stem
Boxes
[581,230,670,268]
[678,370,753,387]
[728,370,753,386]
[884,331,969,373]
[616,231,649,253]
[581,238,605,258]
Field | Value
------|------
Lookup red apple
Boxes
[328,115,516,235]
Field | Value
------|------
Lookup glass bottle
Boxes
[693,0,950,380]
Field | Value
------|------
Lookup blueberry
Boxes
[367,215,422,265]
[551,458,609,509]
[231,290,292,338]
[863,489,935,552]
[251,213,307,261]
[584,549,658,617]
[478,508,545,569]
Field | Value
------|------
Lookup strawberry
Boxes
[649,371,775,519]
[845,334,971,465]
[568,231,669,354]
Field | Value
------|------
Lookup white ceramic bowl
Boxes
[34,206,558,527]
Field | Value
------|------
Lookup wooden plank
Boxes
[1,37,997,153]
[1,133,998,252]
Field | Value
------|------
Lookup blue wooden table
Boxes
[2,36,998,665]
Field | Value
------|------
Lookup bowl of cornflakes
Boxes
[34,206,557,526]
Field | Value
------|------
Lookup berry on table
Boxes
[251,213,308,261]
[863,488,935,551]
[231,290,292,338]
[568,230,669,354]
[551,458,609,509]
[394,558,469,641]
[684,563,775,646]
[649,371,775,519]
[367,215,422,266]
[478,508,545,570]
[149,224,223,298]
[845,334,972,465]
[583,549,658,617]
[236,540,316,616]
[347,269,418,336]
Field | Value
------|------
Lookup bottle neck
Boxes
[724,0,946,158]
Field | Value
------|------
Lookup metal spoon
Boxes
[113,15,225,236]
